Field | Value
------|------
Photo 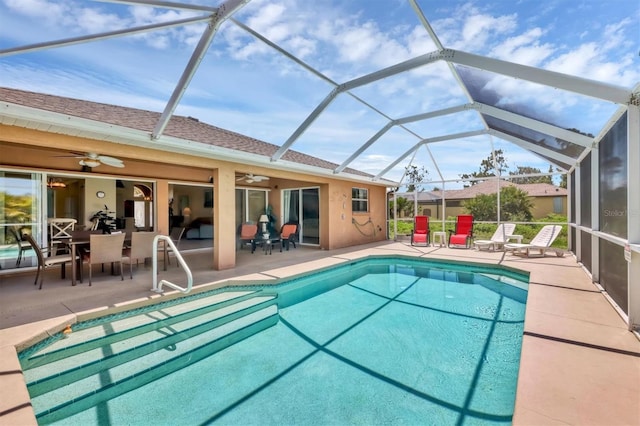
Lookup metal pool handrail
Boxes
[151,234,193,294]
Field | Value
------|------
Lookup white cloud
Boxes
[489,28,554,66]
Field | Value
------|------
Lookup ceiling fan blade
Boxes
[97,155,125,168]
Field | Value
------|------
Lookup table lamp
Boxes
[259,214,269,235]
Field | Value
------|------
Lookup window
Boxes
[553,197,563,214]
[352,187,368,213]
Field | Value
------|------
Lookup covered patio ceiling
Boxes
[0,0,637,188]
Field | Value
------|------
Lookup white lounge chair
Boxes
[473,223,517,251]
[504,225,563,257]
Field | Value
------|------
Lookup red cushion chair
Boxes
[410,215,430,246]
[448,215,474,248]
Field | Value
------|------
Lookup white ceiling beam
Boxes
[152,0,250,140]
[0,16,211,57]
[475,103,594,148]
[447,49,631,104]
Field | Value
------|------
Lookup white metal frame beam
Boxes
[447,49,631,105]
[271,50,445,161]
[98,0,217,12]
[489,129,575,168]
[375,130,485,180]
[334,104,472,174]
[151,0,250,140]
[475,103,594,148]
[0,16,211,57]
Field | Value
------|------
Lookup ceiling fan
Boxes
[236,173,269,183]
[59,152,125,168]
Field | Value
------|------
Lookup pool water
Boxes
[21,257,528,425]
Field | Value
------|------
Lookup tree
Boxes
[509,166,552,184]
[389,196,412,218]
[404,165,428,192]
[459,149,508,186]
[463,186,533,221]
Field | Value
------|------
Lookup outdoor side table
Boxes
[432,231,447,247]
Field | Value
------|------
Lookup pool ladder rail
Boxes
[151,234,193,294]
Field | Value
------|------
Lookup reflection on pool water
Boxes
[20,257,528,425]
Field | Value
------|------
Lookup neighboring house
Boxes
[397,180,567,220]
[0,87,392,271]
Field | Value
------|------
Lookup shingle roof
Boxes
[398,179,566,201]
[0,86,371,178]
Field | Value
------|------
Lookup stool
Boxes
[432,231,447,247]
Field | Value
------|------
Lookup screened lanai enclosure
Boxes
[0,0,638,331]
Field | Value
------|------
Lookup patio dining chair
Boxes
[9,227,33,267]
[48,218,77,254]
[122,231,165,277]
[410,215,430,246]
[82,233,127,285]
[22,233,78,290]
[448,215,474,248]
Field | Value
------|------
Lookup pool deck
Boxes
[1,241,639,425]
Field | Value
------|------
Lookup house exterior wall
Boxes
[0,125,389,268]
[529,196,567,218]
[412,196,567,221]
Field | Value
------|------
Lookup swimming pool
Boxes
[19,256,529,425]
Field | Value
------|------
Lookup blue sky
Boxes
[0,0,638,188]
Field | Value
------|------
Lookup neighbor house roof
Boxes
[0,87,375,180]
[398,180,566,201]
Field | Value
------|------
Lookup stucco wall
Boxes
[1,127,391,268]
[325,182,387,249]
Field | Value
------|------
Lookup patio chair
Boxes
[48,218,77,254]
[448,215,474,248]
[504,225,563,257]
[279,222,299,251]
[122,231,164,277]
[9,227,33,267]
[82,233,127,285]
[238,223,258,251]
[473,223,516,251]
[22,233,78,290]
[410,215,430,246]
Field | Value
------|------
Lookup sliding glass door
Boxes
[0,171,44,269]
[282,187,319,245]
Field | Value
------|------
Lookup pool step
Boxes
[21,291,279,424]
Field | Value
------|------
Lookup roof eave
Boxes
[0,102,397,187]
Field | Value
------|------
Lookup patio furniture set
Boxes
[410,215,563,257]
[238,222,299,255]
